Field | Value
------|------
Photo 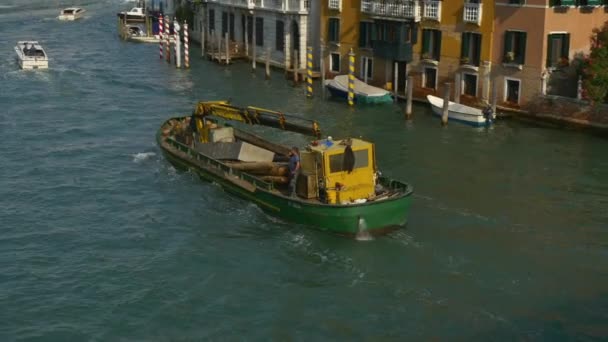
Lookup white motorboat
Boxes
[117,7,146,21]
[427,95,494,127]
[324,75,393,104]
[58,7,86,21]
[14,41,48,70]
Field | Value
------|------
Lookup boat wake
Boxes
[132,152,156,163]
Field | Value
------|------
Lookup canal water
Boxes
[2,1,608,340]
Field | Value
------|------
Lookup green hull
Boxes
[157,121,413,235]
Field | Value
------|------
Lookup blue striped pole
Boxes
[306,46,313,98]
[348,48,355,106]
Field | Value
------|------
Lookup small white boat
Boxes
[325,75,393,104]
[58,7,86,21]
[426,95,494,127]
[117,7,146,21]
[14,41,48,70]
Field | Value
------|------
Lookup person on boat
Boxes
[288,146,301,197]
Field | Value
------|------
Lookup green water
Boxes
[1,0,608,340]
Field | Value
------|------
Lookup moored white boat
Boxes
[325,75,393,104]
[58,7,86,21]
[426,95,493,127]
[117,7,146,21]
[14,41,48,70]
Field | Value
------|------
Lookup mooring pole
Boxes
[165,18,171,63]
[174,19,181,68]
[158,14,164,59]
[265,47,271,79]
[184,20,189,68]
[201,26,205,57]
[442,83,451,126]
[454,72,461,104]
[348,48,355,106]
[320,40,325,98]
[225,32,230,65]
[306,46,313,98]
[251,14,256,72]
[293,50,299,84]
[405,75,413,119]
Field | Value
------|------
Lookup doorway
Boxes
[392,61,407,93]
[505,78,521,104]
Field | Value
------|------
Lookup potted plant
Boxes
[504,51,515,63]
[421,52,431,60]
[558,56,570,68]
[460,56,470,64]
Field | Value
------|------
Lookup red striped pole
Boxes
[165,18,170,63]
[184,20,189,68]
[158,15,163,59]
[174,17,178,66]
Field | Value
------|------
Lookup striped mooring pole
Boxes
[174,17,178,66]
[165,18,171,63]
[348,48,355,106]
[158,15,163,59]
[184,21,189,68]
[306,46,313,98]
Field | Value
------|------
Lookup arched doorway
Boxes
[291,20,299,68]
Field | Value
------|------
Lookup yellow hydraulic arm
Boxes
[193,101,321,139]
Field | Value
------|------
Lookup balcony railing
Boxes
[209,0,309,12]
[423,1,441,21]
[328,0,341,11]
[463,2,482,26]
[361,0,421,21]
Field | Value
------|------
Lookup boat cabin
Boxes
[301,138,376,204]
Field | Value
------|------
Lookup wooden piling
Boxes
[225,32,230,65]
[491,79,498,115]
[320,40,325,98]
[454,72,461,104]
[306,46,313,98]
[265,47,271,79]
[293,50,299,84]
[348,49,355,106]
[393,61,398,103]
[252,15,256,72]
[442,83,451,126]
[405,76,413,119]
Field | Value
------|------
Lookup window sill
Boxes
[502,63,523,70]
[460,64,479,72]
[329,42,340,47]
[359,47,373,52]
[421,58,439,66]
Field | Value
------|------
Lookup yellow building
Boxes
[414,0,495,103]
[321,0,496,103]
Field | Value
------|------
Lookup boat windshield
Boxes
[63,9,74,14]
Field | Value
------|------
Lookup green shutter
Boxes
[474,33,482,65]
[422,29,431,55]
[503,31,512,62]
[518,32,527,64]
[461,32,470,59]
[434,30,442,61]
[562,33,570,59]
[561,0,575,5]
[587,0,601,5]
[359,22,366,47]
[547,34,554,67]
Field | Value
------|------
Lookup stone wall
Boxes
[522,95,608,129]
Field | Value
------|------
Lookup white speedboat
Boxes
[117,7,146,21]
[427,95,494,127]
[324,75,393,104]
[58,7,86,21]
[14,41,48,70]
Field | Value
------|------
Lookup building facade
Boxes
[493,0,608,106]
[189,0,317,70]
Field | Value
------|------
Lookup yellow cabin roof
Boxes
[308,138,372,154]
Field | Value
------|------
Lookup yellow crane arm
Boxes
[193,100,321,138]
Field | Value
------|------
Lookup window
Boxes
[503,31,527,64]
[550,0,575,5]
[329,150,369,173]
[359,22,372,48]
[463,73,478,96]
[276,21,284,51]
[255,17,263,47]
[508,0,524,4]
[222,12,228,35]
[330,52,340,72]
[577,0,602,6]
[423,67,437,89]
[360,56,373,80]
[547,33,570,67]
[208,9,215,31]
[461,32,482,66]
[328,18,340,43]
[229,14,235,40]
[422,29,442,61]
[505,78,521,104]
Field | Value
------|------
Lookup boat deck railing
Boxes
[167,137,275,191]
